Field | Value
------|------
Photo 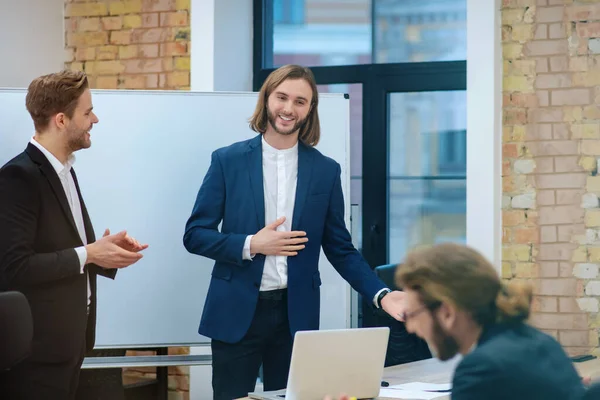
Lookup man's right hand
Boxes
[250,216,308,256]
[85,230,145,269]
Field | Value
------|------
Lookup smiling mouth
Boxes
[279,114,294,122]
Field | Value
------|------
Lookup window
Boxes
[274,0,305,25]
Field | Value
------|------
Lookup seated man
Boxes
[326,243,590,400]
[393,243,586,400]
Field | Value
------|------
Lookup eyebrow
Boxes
[86,107,93,113]
[274,91,309,103]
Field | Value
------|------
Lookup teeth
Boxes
[280,115,293,121]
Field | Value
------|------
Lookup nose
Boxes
[92,112,99,123]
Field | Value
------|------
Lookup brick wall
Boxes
[64,0,191,397]
[502,0,600,357]
[64,0,190,90]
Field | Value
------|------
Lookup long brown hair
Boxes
[25,70,89,133]
[249,64,320,147]
[396,243,532,326]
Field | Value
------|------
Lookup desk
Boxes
[239,355,600,400]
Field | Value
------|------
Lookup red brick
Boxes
[529,313,588,330]
[560,262,574,277]
[556,189,585,205]
[503,143,520,158]
[532,296,558,313]
[526,124,553,140]
[503,210,527,226]
[559,298,586,314]
[554,156,583,173]
[577,22,600,38]
[510,93,539,107]
[527,140,578,156]
[525,40,568,56]
[535,73,572,89]
[160,11,188,26]
[534,157,554,173]
[123,58,165,74]
[527,108,566,123]
[538,190,555,205]
[540,226,557,243]
[549,23,567,39]
[567,5,600,21]
[553,124,569,139]
[551,89,591,106]
[559,330,590,347]
[540,262,560,277]
[504,109,528,125]
[537,243,578,262]
[131,28,171,43]
[142,0,176,12]
[515,227,539,244]
[139,44,159,58]
[558,224,585,242]
[160,42,187,56]
[538,206,584,224]
[536,6,564,22]
[535,24,548,40]
[142,13,160,27]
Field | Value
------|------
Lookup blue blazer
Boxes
[183,135,386,343]
[452,322,586,400]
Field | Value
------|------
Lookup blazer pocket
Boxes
[211,265,232,281]
[312,271,322,288]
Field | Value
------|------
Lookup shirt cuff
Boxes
[373,288,390,308]
[75,246,87,273]
[242,235,255,261]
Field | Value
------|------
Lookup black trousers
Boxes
[211,289,293,400]
[0,343,86,400]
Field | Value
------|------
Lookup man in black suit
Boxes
[0,70,148,400]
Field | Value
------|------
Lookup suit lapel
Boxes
[292,142,314,230]
[247,135,265,229]
[26,144,81,242]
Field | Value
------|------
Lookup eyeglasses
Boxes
[399,302,441,322]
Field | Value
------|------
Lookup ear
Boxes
[53,112,67,130]
[436,302,457,331]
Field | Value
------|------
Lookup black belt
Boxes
[258,288,287,301]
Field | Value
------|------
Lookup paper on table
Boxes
[378,388,447,399]
[389,382,452,392]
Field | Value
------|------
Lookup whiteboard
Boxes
[0,89,352,347]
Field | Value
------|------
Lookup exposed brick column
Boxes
[64,0,191,397]
[64,0,190,90]
[502,0,600,357]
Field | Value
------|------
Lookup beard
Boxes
[266,107,308,136]
[66,123,91,152]
[429,316,460,361]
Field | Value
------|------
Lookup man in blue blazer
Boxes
[183,64,405,400]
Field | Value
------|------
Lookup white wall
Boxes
[466,0,502,272]
[189,1,254,398]
[0,0,64,88]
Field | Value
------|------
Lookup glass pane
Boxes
[374,0,467,63]
[388,91,466,264]
[317,84,364,251]
[270,0,466,68]
[273,0,372,67]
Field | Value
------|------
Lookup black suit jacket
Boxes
[0,143,116,363]
[452,322,586,400]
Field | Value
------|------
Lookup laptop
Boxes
[249,327,390,400]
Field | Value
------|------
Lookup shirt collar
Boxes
[29,137,76,177]
[261,136,298,155]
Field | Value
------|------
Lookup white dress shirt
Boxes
[30,138,91,306]
[241,137,388,307]
[243,137,298,291]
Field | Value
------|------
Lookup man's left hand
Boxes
[380,290,407,322]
